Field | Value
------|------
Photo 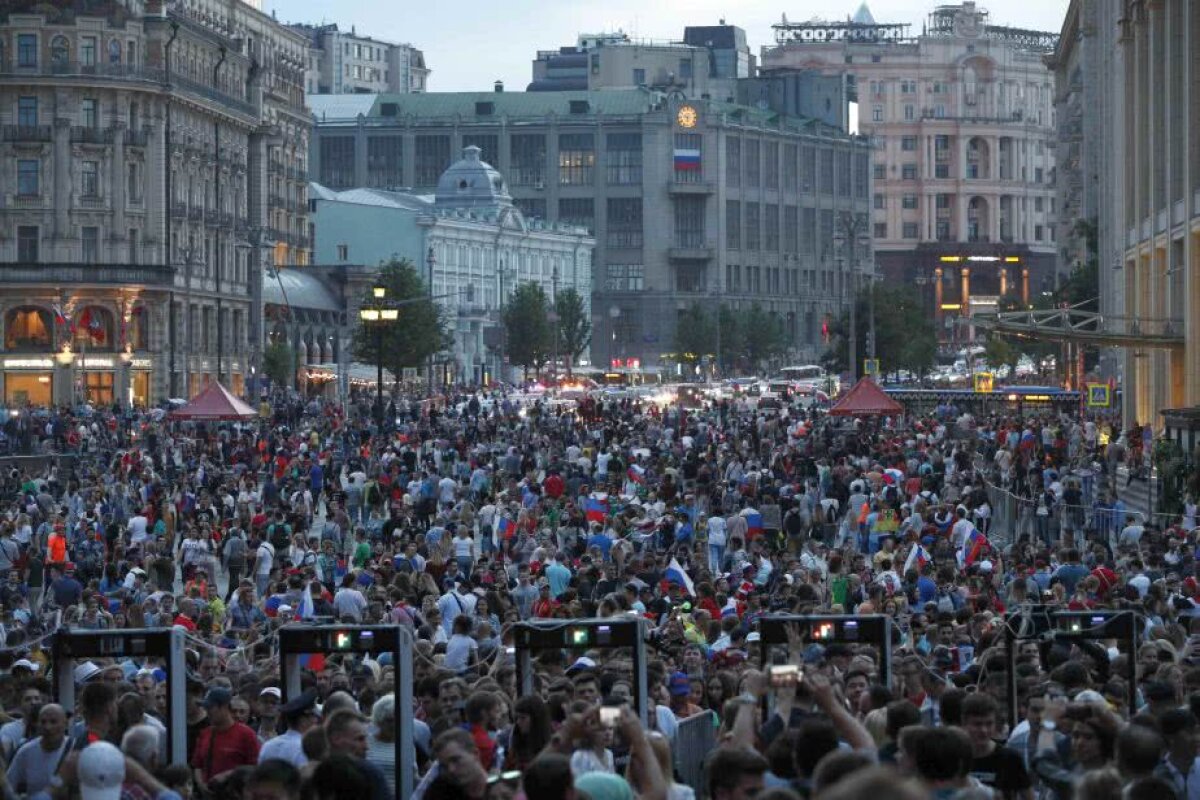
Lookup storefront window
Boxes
[74,306,115,350]
[5,307,53,350]
[131,372,150,408]
[5,373,53,406]
[127,306,149,350]
[83,371,114,405]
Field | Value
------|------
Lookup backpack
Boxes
[269,523,291,551]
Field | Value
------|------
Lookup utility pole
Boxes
[834,211,873,382]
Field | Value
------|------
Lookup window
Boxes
[607,133,642,184]
[818,150,834,194]
[460,134,498,164]
[726,200,741,250]
[904,105,915,120]
[81,37,97,67]
[937,221,951,241]
[874,222,888,239]
[108,39,121,64]
[1035,167,1044,184]
[336,244,349,261]
[902,223,919,239]
[902,163,918,180]
[1035,225,1044,241]
[81,98,98,129]
[726,138,740,187]
[934,105,945,118]
[127,162,141,203]
[936,194,951,210]
[764,142,779,189]
[17,97,37,128]
[128,229,139,263]
[764,204,779,251]
[414,135,451,187]
[17,159,39,196]
[513,198,546,220]
[744,140,760,187]
[633,68,645,85]
[855,154,869,198]
[1034,197,1044,212]
[510,134,546,186]
[17,35,37,68]
[874,194,885,210]
[606,198,643,248]
[902,195,918,210]
[81,227,100,263]
[784,205,798,253]
[901,136,917,151]
[51,35,68,66]
[801,208,816,254]
[783,144,798,192]
[366,136,404,189]
[318,136,355,189]
[16,226,38,262]
[674,196,705,248]
[935,164,950,179]
[800,146,815,191]
[873,164,886,180]
[558,198,594,233]
[81,161,99,197]
[745,202,760,250]
[605,264,644,292]
[558,133,595,185]
[872,106,883,122]
[679,59,692,80]
[901,80,916,94]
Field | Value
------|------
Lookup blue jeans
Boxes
[709,544,726,572]
[255,572,271,597]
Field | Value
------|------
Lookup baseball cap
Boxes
[260,687,282,700]
[201,687,233,709]
[668,672,691,696]
[565,657,597,675]
[11,659,38,672]
[79,742,125,800]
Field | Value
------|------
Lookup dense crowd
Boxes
[0,386,1193,800]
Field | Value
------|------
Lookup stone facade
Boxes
[290,23,428,96]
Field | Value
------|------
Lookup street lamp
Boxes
[359,283,397,429]
[833,212,874,382]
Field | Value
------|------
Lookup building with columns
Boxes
[761,2,1058,341]
[310,145,595,384]
[0,0,310,407]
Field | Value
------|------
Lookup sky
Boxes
[263,0,1071,93]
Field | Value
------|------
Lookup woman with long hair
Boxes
[503,695,552,772]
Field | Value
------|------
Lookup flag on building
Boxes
[52,305,68,328]
[664,557,696,597]
[584,497,608,524]
[903,544,931,575]
[673,148,701,171]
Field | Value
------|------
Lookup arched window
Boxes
[5,307,53,350]
[73,306,116,350]
[127,306,149,350]
[50,36,69,67]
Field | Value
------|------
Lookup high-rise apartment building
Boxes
[292,23,428,96]
[0,0,310,406]
[309,90,872,373]
[762,2,1058,340]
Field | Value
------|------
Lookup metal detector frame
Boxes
[756,615,895,688]
[277,625,414,800]
[513,617,649,725]
[53,628,187,763]
[1003,609,1138,730]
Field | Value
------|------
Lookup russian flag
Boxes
[627,465,646,485]
[298,653,326,672]
[52,304,68,327]
[959,528,989,568]
[903,544,931,575]
[745,512,764,538]
[584,497,608,524]
[673,148,701,171]
[664,557,696,597]
[497,517,515,540]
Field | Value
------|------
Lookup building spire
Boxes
[852,2,876,25]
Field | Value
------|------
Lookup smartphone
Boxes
[769,664,801,688]
[599,705,621,728]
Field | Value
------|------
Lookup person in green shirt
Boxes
[350,529,372,569]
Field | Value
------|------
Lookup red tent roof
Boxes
[170,382,257,421]
[828,377,904,417]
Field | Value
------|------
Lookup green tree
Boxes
[822,284,936,379]
[717,306,745,375]
[351,259,447,391]
[554,288,591,375]
[983,335,1018,374]
[742,305,787,370]
[503,282,552,379]
[672,304,716,366]
[262,340,294,388]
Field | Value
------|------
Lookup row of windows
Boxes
[872,220,1056,242]
[727,202,856,255]
[726,138,868,197]
[1,32,137,69]
[724,264,846,297]
[13,95,140,130]
[14,158,144,202]
[873,193,1055,213]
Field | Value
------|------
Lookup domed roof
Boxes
[434,145,512,209]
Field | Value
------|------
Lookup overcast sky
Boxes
[263,0,1071,93]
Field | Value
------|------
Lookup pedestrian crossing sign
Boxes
[1087,383,1111,407]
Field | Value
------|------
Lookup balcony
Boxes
[168,73,257,121]
[70,126,115,145]
[668,178,715,195]
[668,243,715,261]
[125,128,150,147]
[0,262,175,287]
[2,125,52,143]
[287,166,307,182]
[0,60,166,85]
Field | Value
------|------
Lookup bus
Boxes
[778,365,835,395]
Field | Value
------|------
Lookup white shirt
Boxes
[258,728,306,767]
[333,588,367,621]
[706,516,727,547]
[255,542,275,576]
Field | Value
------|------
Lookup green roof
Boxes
[310,90,658,121]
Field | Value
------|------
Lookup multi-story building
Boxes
[310,145,595,384]
[309,89,872,373]
[761,2,1059,340]
[292,23,428,96]
[0,0,309,406]
[528,25,753,101]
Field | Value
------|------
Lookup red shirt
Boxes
[469,723,496,770]
[191,721,260,781]
[172,613,197,631]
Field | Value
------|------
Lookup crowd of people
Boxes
[0,385,1193,800]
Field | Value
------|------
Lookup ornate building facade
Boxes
[0,0,309,407]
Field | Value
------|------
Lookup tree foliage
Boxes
[262,341,294,388]
[672,303,716,363]
[822,284,936,378]
[741,305,788,369]
[554,288,591,374]
[503,282,553,378]
[351,260,448,387]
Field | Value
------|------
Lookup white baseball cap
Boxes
[74,661,102,685]
[79,742,124,800]
[11,659,38,672]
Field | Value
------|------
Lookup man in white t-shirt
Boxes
[950,507,974,549]
[254,540,274,596]
[127,513,149,545]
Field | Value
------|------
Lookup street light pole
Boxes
[360,284,397,431]
[834,211,873,382]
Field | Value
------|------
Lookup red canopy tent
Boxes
[169,381,257,421]
[828,377,903,417]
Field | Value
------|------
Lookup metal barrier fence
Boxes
[978,476,1153,551]
[674,710,716,795]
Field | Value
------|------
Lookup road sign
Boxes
[974,372,994,393]
[1086,383,1111,407]
[863,358,880,376]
